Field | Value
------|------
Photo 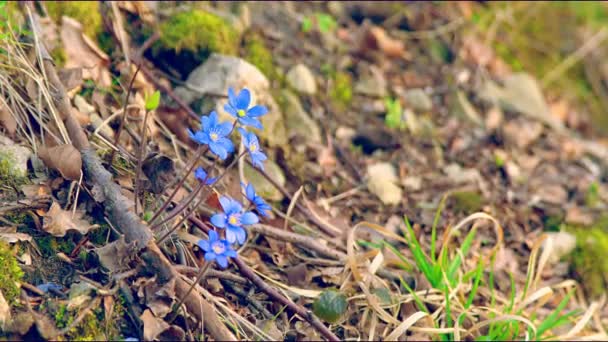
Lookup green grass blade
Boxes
[431,194,448,262]
[536,290,575,338]
[465,258,484,309]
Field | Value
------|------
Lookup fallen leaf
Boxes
[95,236,135,273]
[363,25,406,58]
[0,232,32,244]
[60,16,111,87]
[141,153,176,194]
[0,99,16,137]
[543,231,577,265]
[286,263,309,287]
[43,202,97,237]
[58,67,83,92]
[141,309,170,341]
[21,184,52,198]
[38,144,82,181]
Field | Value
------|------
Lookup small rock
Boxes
[402,176,422,191]
[366,163,402,205]
[244,160,285,201]
[282,90,322,144]
[543,232,577,265]
[485,106,503,131]
[444,163,481,185]
[403,88,432,111]
[536,184,568,205]
[504,161,523,183]
[502,120,543,149]
[478,73,564,131]
[355,67,387,98]
[0,135,31,176]
[73,95,95,115]
[286,64,317,95]
[454,90,483,126]
[335,126,356,141]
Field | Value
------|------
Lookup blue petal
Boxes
[206,177,217,185]
[208,230,219,242]
[216,138,235,154]
[219,196,231,212]
[209,142,228,160]
[218,121,233,136]
[246,183,255,200]
[223,198,242,214]
[225,250,238,258]
[208,111,219,126]
[239,116,263,130]
[216,255,228,268]
[228,87,237,108]
[224,104,238,118]
[204,252,217,261]
[194,167,207,181]
[197,239,210,251]
[235,88,251,110]
[210,214,226,228]
[225,228,237,244]
[235,227,247,244]
[201,115,210,130]
[247,105,268,117]
[241,212,259,225]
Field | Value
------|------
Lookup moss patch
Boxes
[0,241,24,305]
[243,33,276,80]
[329,71,353,111]
[450,191,483,213]
[0,151,27,191]
[565,219,608,298]
[45,1,102,40]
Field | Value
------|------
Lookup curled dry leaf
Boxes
[60,16,111,87]
[38,144,82,181]
[42,202,97,237]
[141,309,170,341]
[0,290,10,329]
[362,25,406,58]
[0,99,16,137]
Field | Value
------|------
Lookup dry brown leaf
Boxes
[364,25,406,58]
[0,233,32,244]
[60,16,111,87]
[95,236,135,273]
[38,144,82,181]
[0,100,17,137]
[42,202,96,237]
[58,67,83,92]
[0,290,10,329]
[141,309,170,341]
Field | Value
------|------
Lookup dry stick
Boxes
[109,63,141,166]
[151,182,205,231]
[190,217,340,341]
[25,6,236,340]
[134,107,152,215]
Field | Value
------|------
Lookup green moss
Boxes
[50,47,67,68]
[45,1,102,40]
[53,296,126,340]
[159,9,238,55]
[450,191,483,213]
[0,151,27,190]
[566,221,608,298]
[243,33,276,80]
[37,235,75,258]
[0,241,24,305]
[329,71,353,111]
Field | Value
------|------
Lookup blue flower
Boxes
[238,128,267,170]
[197,230,237,269]
[194,167,217,185]
[210,196,259,244]
[188,111,234,160]
[243,182,271,217]
[224,87,268,129]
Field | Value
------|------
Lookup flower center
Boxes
[212,241,225,254]
[228,214,239,226]
[249,143,257,152]
[237,109,246,117]
[210,132,219,141]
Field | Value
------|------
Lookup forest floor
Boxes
[0,1,608,341]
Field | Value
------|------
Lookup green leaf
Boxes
[301,17,313,33]
[316,13,337,33]
[145,90,161,111]
[312,290,347,324]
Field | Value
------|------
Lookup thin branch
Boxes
[109,63,141,166]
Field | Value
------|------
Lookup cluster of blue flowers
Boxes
[190,88,271,269]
